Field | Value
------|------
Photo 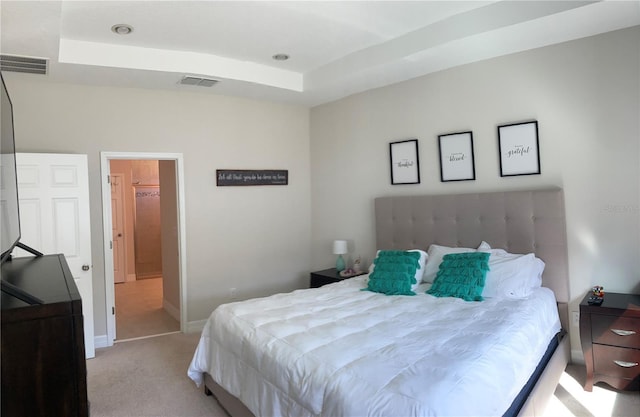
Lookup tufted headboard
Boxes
[375,188,569,328]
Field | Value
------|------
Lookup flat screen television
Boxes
[0,72,21,263]
[0,72,43,304]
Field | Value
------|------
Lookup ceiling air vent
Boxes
[0,55,48,75]
[179,76,218,87]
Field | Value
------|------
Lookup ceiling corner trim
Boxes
[58,38,304,92]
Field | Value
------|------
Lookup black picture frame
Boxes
[216,169,288,186]
[438,131,476,182]
[389,139,420,185]
[498,121,541,176]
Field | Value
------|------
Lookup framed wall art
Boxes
[438,131,476,182]
[389,139,420,185]
[498,121,540,176]
[216,169,288,186]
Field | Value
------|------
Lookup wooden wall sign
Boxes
[216,169,288,186]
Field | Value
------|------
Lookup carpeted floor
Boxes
[545,364,639,417]
[88,332,639,417]
[87,332,226,417]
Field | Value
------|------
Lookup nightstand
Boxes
[309,268,366,288]
[580,292,640,391]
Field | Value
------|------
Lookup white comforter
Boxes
[188,276,561,417]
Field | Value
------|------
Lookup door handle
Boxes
[117,233,122,237]
[82,264,90,271]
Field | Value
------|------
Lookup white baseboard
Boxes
[93,320,205,351]
[571,349,585,365]
[163,299,180,321]
[94,334,111,350]
[186,319,207,334]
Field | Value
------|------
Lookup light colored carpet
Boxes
[87,332,227,417]
[544,364,640,417]
[88,332,639,417]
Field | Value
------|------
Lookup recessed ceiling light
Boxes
[111,24,133,35]
[272,53,289,61]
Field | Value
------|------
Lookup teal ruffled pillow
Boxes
[426,252,490,301]
[364,250,420,296]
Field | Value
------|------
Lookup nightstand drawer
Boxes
[593,344,640,379]
[591,315,640,348]
[580,292,640,391]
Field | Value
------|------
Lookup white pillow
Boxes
[531,256,545,287]
[423,242,489,283]
[370,249,427,290]
[477,241,492,252]
[482,250,545,298]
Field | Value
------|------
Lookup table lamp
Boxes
[333,240,348,272]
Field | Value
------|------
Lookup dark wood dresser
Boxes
[580,292,640,391]
[1,254,89,417]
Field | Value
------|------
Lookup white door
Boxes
[15,153,95,359]
[110,173,126,284]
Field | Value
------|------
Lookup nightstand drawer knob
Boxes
[613,360,639,368]
[610,329,636,336]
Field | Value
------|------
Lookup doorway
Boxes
[110,159,176,340]
[101,152,187,347]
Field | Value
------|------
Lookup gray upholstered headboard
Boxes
[375,188,569,328]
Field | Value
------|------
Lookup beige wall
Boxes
[5,26,638,359]
[159,159,180,314]
[310,26,640,361]
[4,79,311,339]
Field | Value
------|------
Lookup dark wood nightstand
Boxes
[309,268,366,288]
[580,292,640,391]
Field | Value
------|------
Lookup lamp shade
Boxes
[332,240,348,255]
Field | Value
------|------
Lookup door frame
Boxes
[110,173,126,284]
[100,152,187,346]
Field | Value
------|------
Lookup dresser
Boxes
[1,254,89,416]
[579,292,640,391]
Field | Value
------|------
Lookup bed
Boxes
[188,188,571,417]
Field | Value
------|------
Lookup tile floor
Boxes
[114,277,180,341]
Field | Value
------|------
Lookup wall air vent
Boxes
[179,76,218,87]
[0,55,48,75]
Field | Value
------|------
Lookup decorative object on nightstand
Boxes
[333,240,348,272]
[353,256,362,273]
[580,292,640,392]
[588,285,605,305]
